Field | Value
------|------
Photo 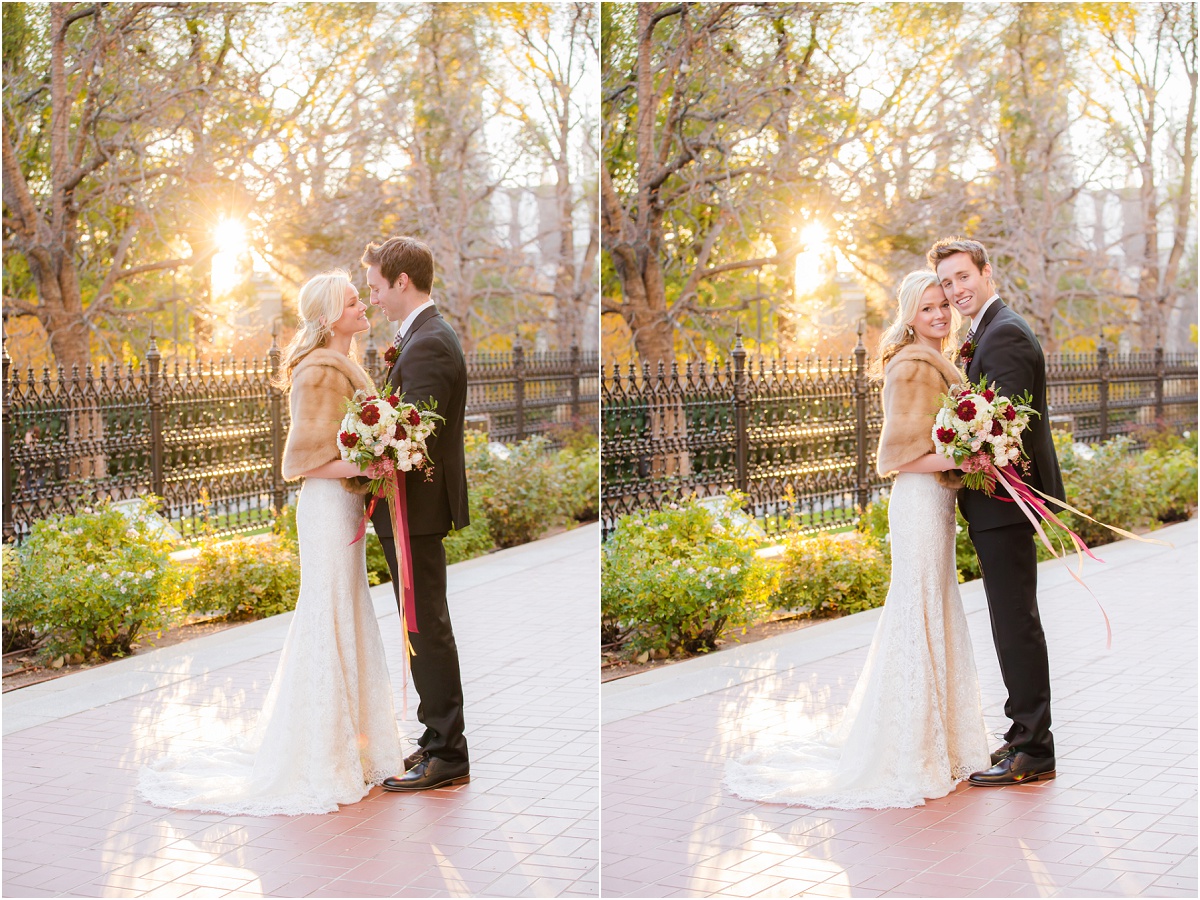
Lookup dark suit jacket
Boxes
[960,299,1065,531]
[371,306,470,537]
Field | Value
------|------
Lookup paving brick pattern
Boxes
[602,520,1197,898]
[3,524,599,898]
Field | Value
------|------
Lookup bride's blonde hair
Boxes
[872,270,961,377]
[277,269,354,385]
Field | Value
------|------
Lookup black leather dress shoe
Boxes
[403,749,428,771]
[969,751,1056,786]
[382,757,470,792]
[990,742,1018,765]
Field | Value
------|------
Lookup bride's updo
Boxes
[872,270,960,377]
[278,269,355,384]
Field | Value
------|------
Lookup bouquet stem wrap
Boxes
[987,461,1172,650]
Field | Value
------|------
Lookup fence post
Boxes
[1097,344,1110,442]
[363,333,378,383]
[733,326,748,495]
[569,337,581,422]
[268,327,285,514]
[1154,345,1165,424]
[514,340,525,442]
[146,334,165,503]
[2,324,12,544]
[854,319,869,514]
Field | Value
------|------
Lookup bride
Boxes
[725,270,990,809]
[138,270,402,816]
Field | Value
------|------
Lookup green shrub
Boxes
[444,486,494,565]
[1054,436,1160,548]
[1139,431,1197,524]
[547,418,599,453]
[188,536,300,619]
[556,445,599,522]
[771,530,888,616]
[4,498,186,659]
[602,494,772,655]
[476,436,561,548]
[2,545,42,653]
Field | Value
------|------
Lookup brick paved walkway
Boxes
[3,524,599,898]
[602,519,1196,898]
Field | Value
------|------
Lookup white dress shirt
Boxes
[969,294,1000,335]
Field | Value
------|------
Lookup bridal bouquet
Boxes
[338,389,442,497]
[932,377,1037,496]
[337,388,443,674]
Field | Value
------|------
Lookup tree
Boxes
[2,2,272,370]
[1081,2,1197,351]
[498,2,599,350]
[601,2,858,364]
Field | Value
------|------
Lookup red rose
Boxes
[936,427,956,444]
[339,431,359,448]
[956,399,977,421]
[1003,405,1017,421]
[407,408,421,426]
[991,419,1004,436]
[982,389,995,402]
[387,394,400,408]
[360,404,380,426]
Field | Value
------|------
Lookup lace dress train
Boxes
[138,478,402,816]
[725,473,990,809]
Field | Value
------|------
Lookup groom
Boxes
[362,236,471,791]
[929,237,1065,787]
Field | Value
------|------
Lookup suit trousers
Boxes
[380,531,469,764]
[969,520,1055,759]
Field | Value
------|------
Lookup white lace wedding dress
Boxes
[138,478,402,816]
[725,472,990,808]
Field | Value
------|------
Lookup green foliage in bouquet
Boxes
[187,536,300,619]
[602,494,772,656]
[4,498,186,659]
[770,530,888,616]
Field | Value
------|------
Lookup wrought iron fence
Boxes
[602,327,1198,538]
[3,335,599,544]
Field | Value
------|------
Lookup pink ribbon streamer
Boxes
[982,461,1173,650]
[988,463,1112,649]
[352,473,418,719]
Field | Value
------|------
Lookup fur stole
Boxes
[281,347,375,492]
[875,343,963,489]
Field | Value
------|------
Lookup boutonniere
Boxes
[958,338,977,368]
[384,345,398,366]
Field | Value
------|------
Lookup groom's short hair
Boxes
[927,237,989,274]
[361,236,434,293]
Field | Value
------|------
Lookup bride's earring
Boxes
[905,325,914,337]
